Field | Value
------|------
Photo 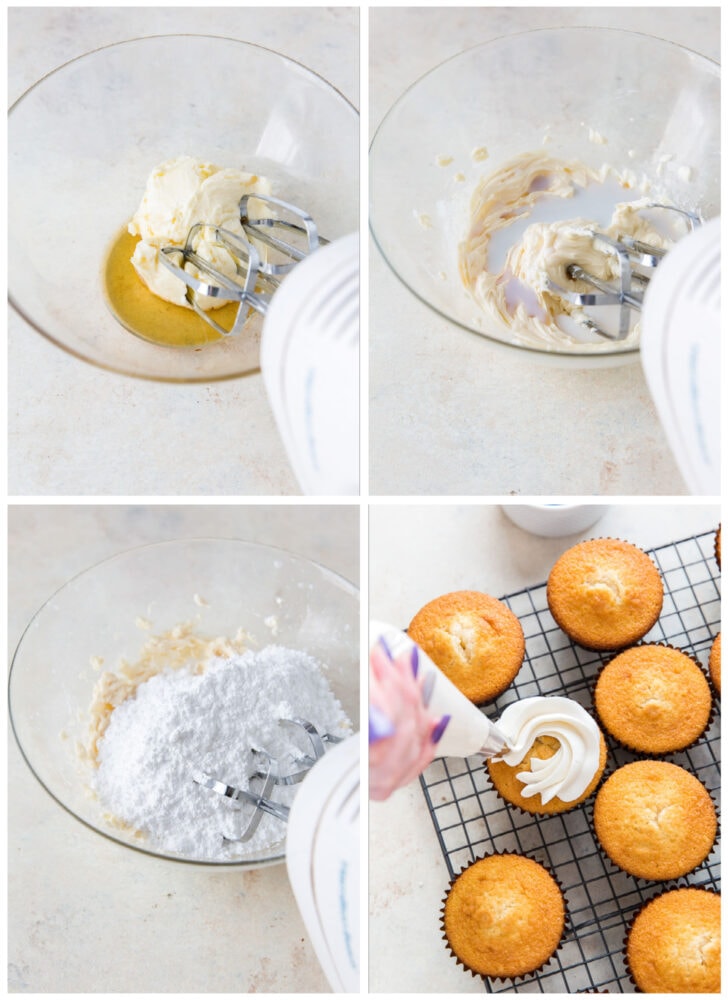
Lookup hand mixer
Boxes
[161,194,359,496]
[546,203,703,342]
[552,211,720,494]
[179,714,360,992]
[159,193,327,335]
[181,716,343,843]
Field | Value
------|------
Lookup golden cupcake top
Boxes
[547,538,663,650]
[709,632,721,693]
[408,590,525,703]
[594,760,717,880]
[594,643,712,753]
[442,853,565,979]
[627,887,720,993]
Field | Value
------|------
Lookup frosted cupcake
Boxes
[487,696,607,815]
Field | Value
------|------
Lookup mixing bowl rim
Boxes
[8,535,359,868]
[9,31,359,117]
[369,24,719,360]
[9,32,359,384]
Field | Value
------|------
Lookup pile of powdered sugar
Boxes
[93,645,351,860]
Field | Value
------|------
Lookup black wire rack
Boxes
[420,530,721,993]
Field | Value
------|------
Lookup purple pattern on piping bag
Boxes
[432,715,451,744]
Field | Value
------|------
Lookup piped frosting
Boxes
[493,696,601,804]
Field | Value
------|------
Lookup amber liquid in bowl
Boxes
[103,229,240,348]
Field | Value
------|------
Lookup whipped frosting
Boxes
[459,150,681,349]
[492,696,601,804]
[128,156,271,310]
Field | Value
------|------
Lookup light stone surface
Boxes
[369,7,719,495]
[8,504,359,993]
[368,501,720,992]
[8,7,358,496]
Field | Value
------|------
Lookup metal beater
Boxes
[158,194,329,337]
[160,191,359,495]
[185,716,343,843]
[546,204,702,341]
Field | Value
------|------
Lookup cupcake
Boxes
[593,760,717,880]
[626,887,720,993]
[547,538,663,650]
[487,696,607,815]
[709,633,721,694]
[442,853,565,978]
[715,524,721,569]
[594,643,712,753]
[408,591,525,703]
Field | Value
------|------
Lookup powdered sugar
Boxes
[93,645,351,860]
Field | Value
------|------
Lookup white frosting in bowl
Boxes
[493,696,601,804]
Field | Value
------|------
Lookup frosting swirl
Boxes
[493,696,601,804]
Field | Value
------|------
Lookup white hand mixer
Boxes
[177,714,360,992]
[638,217,720,495]
[160,195,359,496]
[551,212,720,494]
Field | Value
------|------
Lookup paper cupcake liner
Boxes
[483,705,609,818]
[621,882,721,993]
[591,641,716,758]
[708,631,721,698]
[714,524,721,571]
[547,535,664,653]
[588,763,720,885]
[440,849,571,984]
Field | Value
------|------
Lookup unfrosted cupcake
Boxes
[487,696,607,815]
[547,538,663,650]
[594,643,712,753]
[442,853,565,979]
[626,887,720,993]
[715,524,721,569]
[709,633,721,694]
[593,760,717,880]
[408,590,525,703]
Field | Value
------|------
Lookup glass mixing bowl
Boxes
[9,35,358,381]
[370,27,720,358]
[9,538,359,868]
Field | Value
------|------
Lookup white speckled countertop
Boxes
[8,504,358,992]
[369,7,719,495]
[8,7,358,496]
[368,501,721,992]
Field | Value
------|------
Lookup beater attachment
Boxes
[187,717,343,843]
[158,194,328,337]
[547,204,702,341]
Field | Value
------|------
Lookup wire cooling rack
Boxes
[420,530,721,993]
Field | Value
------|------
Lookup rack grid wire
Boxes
[419,530,721,993]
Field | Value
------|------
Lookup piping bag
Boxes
[370,621,510,758]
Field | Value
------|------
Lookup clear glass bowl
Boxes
[370,27,720,358]
[9,538,359,868]
[9,35,358,381]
